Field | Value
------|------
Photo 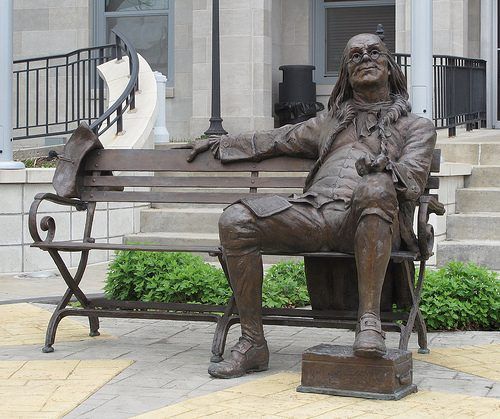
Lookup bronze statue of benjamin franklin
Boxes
[188,34,436,379]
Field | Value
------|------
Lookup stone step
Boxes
[152,202,226,210]
[140,208,222,234]
[465,166,500,187]
[123,232,301,264]
[455,188,500,213]
[446,213,500,240]
[437,141,500,165]
[436,240,500,270]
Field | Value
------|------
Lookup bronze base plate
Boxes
[297,344,417,401]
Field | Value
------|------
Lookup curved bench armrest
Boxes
[29,193,88,243]
[417,194,446,260]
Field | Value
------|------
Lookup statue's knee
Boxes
[218,204,258,247]
[219,204,253,230]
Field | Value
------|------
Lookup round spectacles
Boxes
[348,50,385,64]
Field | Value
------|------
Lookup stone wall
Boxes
[396,0,481,57]
[426,162,472,265]
[165,0,194,140]
[13,0,90,60]
[0,168,146,274]
[190,0,275,137]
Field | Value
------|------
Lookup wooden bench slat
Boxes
[80,190,292,204]
[32,241,417,261]
[430,149,441,173]
[83,175,308,189]
[85,149,315,172]
[32,241,221,253]
[427,176,439,190]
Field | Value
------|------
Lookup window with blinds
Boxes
[316,1,396,80]
[93,1,174,83]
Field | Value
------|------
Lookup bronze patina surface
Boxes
[187,33,437,381]
[297,344,417,400]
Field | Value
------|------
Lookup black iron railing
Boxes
[394,53,487,136]
[12,30,139,141]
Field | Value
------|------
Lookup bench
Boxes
[29,139,444,361]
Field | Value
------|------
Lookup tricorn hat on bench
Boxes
[52,123,109,198]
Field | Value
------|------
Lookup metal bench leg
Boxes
[416,309,429,354]
[399,260,427,352]
[43,249,99,352]
[88,315,100,337]
[211,251,238,362]
[211,296,239,362]
[43,289,72,353]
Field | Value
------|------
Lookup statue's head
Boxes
[328,33,408,112]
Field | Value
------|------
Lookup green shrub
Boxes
[262,261,309,308]
[105,252,310,308]
[420,262,499,331]
[105,251,231,305]
[106,251,499,331]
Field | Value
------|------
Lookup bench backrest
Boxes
[80,148,441,204]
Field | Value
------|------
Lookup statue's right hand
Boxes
[186,137,221,162]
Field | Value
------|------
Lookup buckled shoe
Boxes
[353,312,387,358]
[208,337,269,379]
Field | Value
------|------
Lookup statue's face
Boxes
[346,34,390,93]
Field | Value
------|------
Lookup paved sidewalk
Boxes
[0,264,498,418]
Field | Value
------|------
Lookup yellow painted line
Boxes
[134,372,500,419]
[414,344,500,381]
[0,359,132,417]
[0,303,113,347]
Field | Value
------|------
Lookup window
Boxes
[314,0,395,83]
[93,0,174,83]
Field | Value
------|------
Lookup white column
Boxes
[410,0,433,120]
[153,72,170,144]
[481,0,497,128]
[0,0,24,169]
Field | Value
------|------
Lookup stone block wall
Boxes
[190,0,275,137]
[421,162,472,266]
[272,0,313,125]
[165,0,194,140]
[396,0,481,58]
[13,0,90,60]
[0,168,146,274]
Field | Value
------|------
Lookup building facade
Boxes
[12,0,498,140]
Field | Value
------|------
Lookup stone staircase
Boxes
[125,204,222,262]
[125,202,299,264]
[437,135,500,270]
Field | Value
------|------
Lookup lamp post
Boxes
[0,0,24,169]
[204,0,227,136]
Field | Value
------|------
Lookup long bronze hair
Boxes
[327,35,409,113]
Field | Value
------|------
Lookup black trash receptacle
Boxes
[274,65,324,126]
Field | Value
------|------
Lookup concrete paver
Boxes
[0,359,131,417]
[414,345,500,381]
[0,262,108,302]
[134,373,500,419]
[0,303,112,346]
[0,263,498,417]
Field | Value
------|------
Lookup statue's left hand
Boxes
[356,154,389,176]
[370,154,389,172]
[184,137,221,162]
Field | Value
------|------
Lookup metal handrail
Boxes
[394,53,486,136]
[89,29,140,136]
[12,29,139,141]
